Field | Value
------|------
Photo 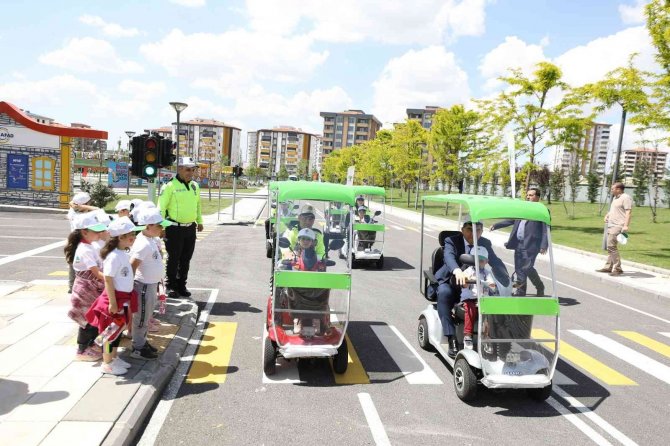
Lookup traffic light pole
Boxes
[147,178,157,204]
[231,174,237,221]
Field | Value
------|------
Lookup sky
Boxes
[0,0,663,165]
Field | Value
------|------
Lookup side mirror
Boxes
[374,210,382,217]
[328,239,345,251]
[278,237,291,249]
[459,253,475,266]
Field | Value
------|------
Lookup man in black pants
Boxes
[158,157,203,298]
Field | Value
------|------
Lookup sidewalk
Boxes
[210,188,267,225]
[0,280,198,446]
[370,201,670,300]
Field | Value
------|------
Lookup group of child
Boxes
[65,192,171,376]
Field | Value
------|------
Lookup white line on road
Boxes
[391,225,405,231]
[386,325,442,384]
[0,235,63,240]
[660,332,670,339]
[546,396,613,446]
[571,330,670,385]
[0,240,66,267]
[137,288,219,446]
[358,393,391,446]
[553,385,638,446]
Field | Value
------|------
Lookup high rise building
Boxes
[172,118,241,166]
[250,126,316,175]
[554,123,612,175]
[622,148,668,179]
[319,110,381,157]
[309,135,323,177]
[246,131,258,168]
[406,106,442,129]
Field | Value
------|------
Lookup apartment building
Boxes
[250,126,316,175]
[309,135,323,176]
[173,118,241,166]
[247,131,258,168]
[144,126,173,140]
[622,148,668,179]
[406,105,442,129]
[554,123,612,175]
[319,110,381,157]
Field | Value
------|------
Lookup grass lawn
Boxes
[104,194,234,216]
[382,188,670,270]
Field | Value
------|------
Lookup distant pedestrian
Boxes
[597,182,633,276]
[158,157,203,298]
[66,192,98,293]
[490,187,548,296]
[65,211,108,362]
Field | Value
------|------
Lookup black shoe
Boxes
[167,289,179,299]
[536,287,545,297]
[144,342,158,353]
[447,336,459,358]
[130,344,157,360]
[178,287,192,298]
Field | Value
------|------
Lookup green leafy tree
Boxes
[643,0,670,134]
[297,159,309,180]
[358,131,394,187]
[80,181,117,209]
[663,173,670,209]
[536,165,551,202]
[632,159,649,207]
[566,163,580,218]
[390,120,428,207]
[549,169,565,203]
[278,165,289,181]
[499,160,511,197]
[586,170,600,204]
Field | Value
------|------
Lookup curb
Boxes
[0,204,69,214]
[101,299,199,446]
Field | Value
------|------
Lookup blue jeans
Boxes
[436,282,460,336]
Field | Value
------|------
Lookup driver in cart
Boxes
[283,205,325,259]
[434,216,505,358]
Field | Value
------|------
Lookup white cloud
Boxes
[79,15,140,38]
[245,0,487,45]
[618,0,648,25]
[0,75,100,107]
[169,0,206,7]
[117,80,166,101]
[140,29,328,82]
[479,36,548,91]
[372,46,470,123]
[39,38,143,74]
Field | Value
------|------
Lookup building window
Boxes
[32,156,55,191]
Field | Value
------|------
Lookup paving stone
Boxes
[64,375,141,422]
[11,345,73,377]
[0,421,56,446]
[39,421,112,446]
[0,319,47,344]
[0,376,51,421]
[0,322,75,376]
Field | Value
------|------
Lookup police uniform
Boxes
[158,173,202,296]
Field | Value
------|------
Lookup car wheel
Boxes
[333,339,349,374]
[376,255,384,269]
[417,317,434,351]
[453,358,477,401]
[263,336,277,375]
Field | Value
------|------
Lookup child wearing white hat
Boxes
[66,192,99,292]
[459,246,497,350]
[115,200,132,218]
[85,217,144,375]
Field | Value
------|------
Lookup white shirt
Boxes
[73,242,103,272]
[67,208,78,232]
[130,233,164,284]
[103,249,135,292]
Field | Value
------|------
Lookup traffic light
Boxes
[233,165,243,178]
[130,135,145,177]
[142,136,159,178]
[158,138,175,168]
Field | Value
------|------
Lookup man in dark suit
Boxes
[490,187,547,296]
[434,217,505,358]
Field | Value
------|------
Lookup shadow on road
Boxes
[202,301,262,316]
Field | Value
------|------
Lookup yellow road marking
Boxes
[186,322,237,384]
[48,271,69,276]
[615,331,670,359]
[532,329,636,386]
[333,335,370,384]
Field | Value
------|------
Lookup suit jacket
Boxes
[492,219,547,252]
[434,234,505,284]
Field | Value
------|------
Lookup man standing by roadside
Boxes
[490,187,547,296]
[597,182,633,276]
[159,157,203,298]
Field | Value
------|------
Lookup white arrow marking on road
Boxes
[571,330,670,385]
[0,240,65,267]
[358,393,391,446]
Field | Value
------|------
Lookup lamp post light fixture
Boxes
[124,130,136,195]
[169,102,188,168]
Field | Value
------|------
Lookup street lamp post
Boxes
[97,140,103,183]
[125,130,136,196]
[169,102,188,168]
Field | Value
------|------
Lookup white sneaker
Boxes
[102,362,128,376]
[113,357,131,369]
[464,336,473,350]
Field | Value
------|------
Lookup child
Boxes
[115,200,132,219]
[65,211,108,361]
[460,246,496,350]
[290,228,328,334]
[86,217,142,375]
[129,207,172,359]
[66,192,98,293]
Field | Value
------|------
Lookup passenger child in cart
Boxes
[459,246,496,350]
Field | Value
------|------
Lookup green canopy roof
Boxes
[422,194,551,225]
[352,185,386,197]
[277,181,357,205]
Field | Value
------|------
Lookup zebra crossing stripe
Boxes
[659,332,670,340]
[532,329,636,386]
[571,330,670,385]
[614,331,670,360]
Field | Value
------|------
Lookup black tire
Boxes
[527,383,552,401]
[417,317,433,351]
[453,358,477,401]
[333,339,349,374]
[263,337,277,375]
[266,241,273,259]
[376,255,384,269]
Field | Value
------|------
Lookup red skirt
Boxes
[86,289,138,334]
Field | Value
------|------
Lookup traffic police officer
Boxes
[158,157,203,298]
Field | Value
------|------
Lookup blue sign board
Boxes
[7,154,28,189]
[108,161,129,188]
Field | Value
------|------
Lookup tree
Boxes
[358,131,394,187]
[278,165,289,181]
[632,159,649,207]
[246,165,260,183]
[536,165,551,202]
[549,169,565,204]
[643,0,670,134]
[80,181,117,209]
[297,159,309,180]
[566,163,580,218]
[389,120,428,207]
[586,170,600,204]
[479,62,590,191]
[499,160,511,197]
[663,172,670,209]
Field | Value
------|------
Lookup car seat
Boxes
[422,230,460,301]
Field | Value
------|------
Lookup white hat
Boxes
[114,200,132,212]
[357,206,367,212]
[94,209,112,225]
[356,195,365,201]
[130,198,143,209]
[107,216,144,237]
[179,156,196,167]
[131,201,156,221]
[73,211,108,232]
[297,228,316,240]
[137,207,172,227]
[300,205,315,216]
[475,246,489,259]
[72,192,91,205]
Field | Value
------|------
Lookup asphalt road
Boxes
[1,210,668,446]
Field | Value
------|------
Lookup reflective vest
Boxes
[158,177,202,224]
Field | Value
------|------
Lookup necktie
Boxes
[467,244,473,253]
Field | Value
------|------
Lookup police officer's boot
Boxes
[177,282,191,298]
